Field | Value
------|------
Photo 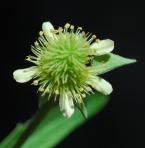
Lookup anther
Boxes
[76,27,83,34]
[70,25,74,30]
[78,27,82,30]
[45,89,49,93]
[58,27,63,32]
[39,88,44,92]
[92,35,96,39]
[33,80,39,86]
[82,31,85,36]
[25,56,32,61]
[79,87,84,92]
[34,41,39,47]
[39,31,43,36]
[82,93,86,98]
[55,90,59,95]
[64,23,70,29]
[96,39,100,43]
[86,86,92,92]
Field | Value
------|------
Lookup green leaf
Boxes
[0,93,108,148]
[76,101,88,119]
[38,94,49,108]
[0,122,30,148]
[92,53,136,75]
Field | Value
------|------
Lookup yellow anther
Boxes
[45,89,49,93]
[26,56,30,61]
[34,41,39,47]
[82,31,85,36]
[79,87,84,92]
[86,87,92,92]
[92,35,96,39]
[55,90,59,95]
[96,39,100,43]
[82,93,86,98]
[65,23,70,28]
[43,31,48,36]
[39,88,44,92]
[70,25,74,30]
[58,27,63,32]
[33,80,38,86]
[39,31,43,36]
[78,27,82,30]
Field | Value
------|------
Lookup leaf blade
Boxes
[0,93,108,148]
[22,93,108,148]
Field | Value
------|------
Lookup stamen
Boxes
[31,46,41,56]
[88,35,97,43]
[63,74,68,84]
[82,31,85,36]
[70,25,74,32]
[54,95,57,102]
[48,91,52,100]
[78,27,82,30]
[64,23,70,29]
[64,23,70,32]
[26,56,31,61]
[92,35,97,39]
[86,33,92,40]
[76,27,82,34]
[58,27,63,33]
[38,38,45,47]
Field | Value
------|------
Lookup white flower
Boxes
[42,22,54,38]
[13,21,114,118]
[13,66,37,83]
[88,76,113,95]
[89,39,114,56]
[59,93,74,118]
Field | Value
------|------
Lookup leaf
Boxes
[76,101,88,119]
[0,93,108,148]
[38,94,48,108]
[0,122,30,148]
[92,53,136,75]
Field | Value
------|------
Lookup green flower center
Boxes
[38,32,91,93]
[26,23,97,96]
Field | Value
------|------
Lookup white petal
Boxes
[90,76,113,95]
[13,66,37,83]
[90,39,114,56]
[42,22,54,38]
[59,93,74,118]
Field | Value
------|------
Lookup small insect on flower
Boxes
[13,21,114,118]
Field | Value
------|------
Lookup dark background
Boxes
[1,0,145,148]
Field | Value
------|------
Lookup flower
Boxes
[13,21,114,118]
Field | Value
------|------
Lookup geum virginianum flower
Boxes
[13,22,116,118]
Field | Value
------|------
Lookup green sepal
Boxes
[92,53,136,75]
